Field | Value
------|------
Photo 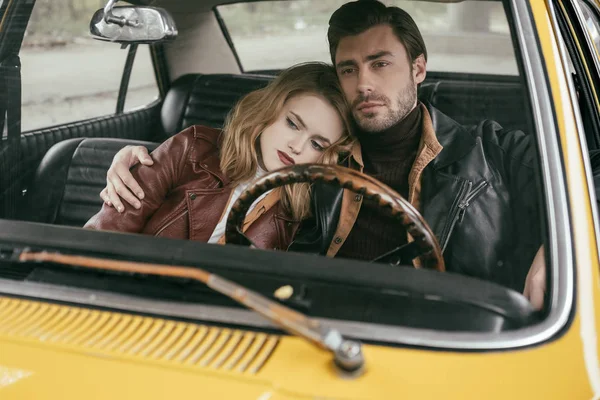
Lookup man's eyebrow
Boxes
[335,59,357,69]
[290,111,307,129]
[336,51,394,69]
[365,50,393,61]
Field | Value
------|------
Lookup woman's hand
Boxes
[100,145,154,212]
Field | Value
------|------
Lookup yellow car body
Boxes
[1,0,600,398]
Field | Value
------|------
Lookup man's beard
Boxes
[352,77,417,133]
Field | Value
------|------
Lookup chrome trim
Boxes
[574,0,600,280]
[103,0,140,27]
[571,0,600,263]
[568,0,600,274]
[0,278,571,348]
[0,2,577,351]
[572,0,600,78]
[499,0,575,341]
[0,280,277,329]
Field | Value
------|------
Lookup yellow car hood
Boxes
[0,297,364,400]
[0,297,595,400]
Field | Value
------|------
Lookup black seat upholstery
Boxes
[21,74,273,226]
[161,74,273,137]
[160,73,527,137]
[23,72,528,227]
[418,78,527,131]
[21,138,158,226]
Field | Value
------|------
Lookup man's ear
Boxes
[413,54,427,85]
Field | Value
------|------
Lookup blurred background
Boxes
[20,0,516,132]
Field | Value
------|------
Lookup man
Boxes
[99,0,546,308]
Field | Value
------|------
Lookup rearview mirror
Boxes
[90,0,177,44]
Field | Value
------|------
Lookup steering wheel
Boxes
[224,164,445,272]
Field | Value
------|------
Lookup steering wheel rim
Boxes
[224,164,445,272]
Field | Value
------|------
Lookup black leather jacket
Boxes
[290,104,542,291]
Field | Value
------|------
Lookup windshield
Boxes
[0,0,555,348]
[217,0,517,74]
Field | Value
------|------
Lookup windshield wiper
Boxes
[18,249,364,375]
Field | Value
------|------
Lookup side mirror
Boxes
[90,0,177,44]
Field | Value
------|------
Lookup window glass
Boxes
[1,0,553,336]
[19,0,158,132]
[577,0,600,61]
[217,0,517,75]
[124,46,160,112]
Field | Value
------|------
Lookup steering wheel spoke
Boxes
[371,241,422,265]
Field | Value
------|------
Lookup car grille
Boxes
[0,297,279,374]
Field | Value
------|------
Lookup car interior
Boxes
[19,71,529,227]
[0,0,552,341]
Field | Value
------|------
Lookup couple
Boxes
[85,0,546,309]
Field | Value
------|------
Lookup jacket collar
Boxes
[347,103,475,171]
[425,102,476,169]
[348,103,450,172]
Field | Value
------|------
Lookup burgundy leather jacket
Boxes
[85,125,300,250]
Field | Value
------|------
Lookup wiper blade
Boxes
[18,249,364,375]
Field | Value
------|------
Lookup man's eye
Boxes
[373,61,389,68]
[286,117,298,130]
[311,140,325,151]
[340,68,355,75]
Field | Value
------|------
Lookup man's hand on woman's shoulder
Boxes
[100,145,154,212]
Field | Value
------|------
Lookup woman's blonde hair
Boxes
[219,62,354,220]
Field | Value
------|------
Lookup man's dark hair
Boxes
[328,0,428,65]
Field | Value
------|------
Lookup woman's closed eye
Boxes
[311,140,325,151]
[286,117,299,130]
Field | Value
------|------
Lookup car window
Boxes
[0,0,558,344]
[558,0,600,150]
[19,0,159,132]
[217,0,518,75]
[577,0,600,60]
[569,1,600,219]
[123,46,160,112]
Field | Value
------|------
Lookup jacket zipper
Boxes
[154,209,189,236]
[438,179,489,252]
[457,180,489,223]
[438,180,471,252]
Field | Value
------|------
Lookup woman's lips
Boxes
[277,150,295,166]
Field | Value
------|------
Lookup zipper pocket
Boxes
[438,179,489,252]
[457,180,488,223]
[154,209,189,236]
[439,180,471,252]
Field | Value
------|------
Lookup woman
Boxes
[84,62,354,251]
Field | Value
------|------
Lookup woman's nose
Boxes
[287,137,303,154]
